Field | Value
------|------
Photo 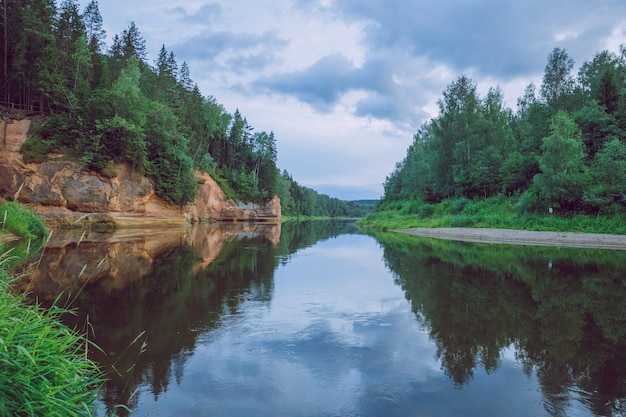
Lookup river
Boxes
[21,220,626,417]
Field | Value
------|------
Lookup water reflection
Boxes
[374,231,626,417]
[17,221,626,416]
[20,220,360,415]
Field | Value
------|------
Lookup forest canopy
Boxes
[0,0,367,217]
[382,46,626,215]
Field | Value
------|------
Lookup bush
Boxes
[451,197,470,214]
[20,137,54,164]
[400,201,421,215]
[419,203,435,218]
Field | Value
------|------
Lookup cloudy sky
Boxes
[77,0,626,200]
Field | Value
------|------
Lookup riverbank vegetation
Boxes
[367,45,626,232]
[361,195,626,234]
[0,0,359,218]
[0,201,49,267]
[0,202,102,416]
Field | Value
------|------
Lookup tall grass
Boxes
[0,202,103,416]
[359,196,626,234]
[0,282,103,416]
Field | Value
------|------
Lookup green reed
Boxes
[0,202,103,416]
[0,282,103,416]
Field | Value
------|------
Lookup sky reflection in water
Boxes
[28,222,625,416]
[126,232,548,417]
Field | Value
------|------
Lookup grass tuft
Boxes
[0,201,48,241]
[0,281,103,416]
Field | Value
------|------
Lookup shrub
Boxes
[20,137,53,164]
[400,201,421,215]
[100,161,118,178]
[419,203,435,218]
[451,197,470,214]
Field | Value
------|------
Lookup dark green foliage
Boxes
[583,137,626,213]
[527,111,588,212]
[382,45,626,217]
[0,2,286,206]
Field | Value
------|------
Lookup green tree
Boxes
[508,84,554,193]
[1,0,64,110]
[578,50,623,114]
[529,111,588,212]
[431,75,480,199]
[584,137,626,213]
[56,0,84,62]
[276,171,296,215]
[540,48,577,111]
[121,21,146,62]
[82,0,105,53]
[70,34,92,103]
[253,131,278,201]
[144,102,196,206]
[573,100,620,159]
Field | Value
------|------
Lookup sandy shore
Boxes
[394,227,626,250]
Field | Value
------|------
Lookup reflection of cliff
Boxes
[20,222,284,416]
[375,232,626,417]
[187,221,281,272]
[19,220,357,416]
[18,223,281,297]
[18,229,187,296]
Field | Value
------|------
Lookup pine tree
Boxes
[83,0,105,53]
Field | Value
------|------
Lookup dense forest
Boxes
[0,0,368,218]
[383,46,626,215]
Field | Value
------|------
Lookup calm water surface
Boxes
[23,221,626,417]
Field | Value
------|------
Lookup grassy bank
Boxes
[0,202,103,416]
[281,215,360,222]
[358,196,626,235]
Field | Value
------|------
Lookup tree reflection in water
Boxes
[375,231,626,417]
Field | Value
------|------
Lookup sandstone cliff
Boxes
[0,117,281,227]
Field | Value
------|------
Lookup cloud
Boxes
[329,0,626,78]
[173,29,288,73]
[171,3,223,25]
[86,0,626,199]
[252,49,434,127]
[226,53,279,74]
[253,53,361,112]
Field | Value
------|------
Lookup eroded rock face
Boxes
[0,118,281,226]
[0,118,30,157]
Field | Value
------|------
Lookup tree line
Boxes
[276,171,372,218]
[383,46,626,215]
[0,0,364,217]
